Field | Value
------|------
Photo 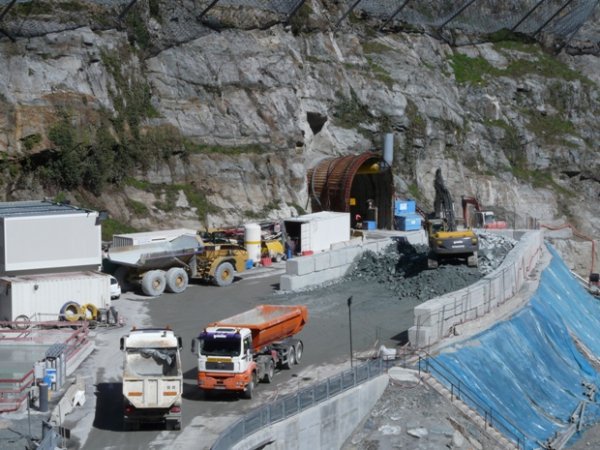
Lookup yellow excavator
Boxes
[425,169,479,269]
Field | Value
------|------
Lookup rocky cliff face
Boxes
[0,1,598,264]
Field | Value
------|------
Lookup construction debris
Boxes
[346,232,516,302]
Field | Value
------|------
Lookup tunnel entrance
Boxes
[307,152,393,230]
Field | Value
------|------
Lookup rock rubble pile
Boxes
[346,232,516,302]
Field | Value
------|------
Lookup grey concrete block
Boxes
[409,325,438,347]
[376,239,394,252]
[279,274,295,291]
[311,266,344,286]
[286,256,315,276]
[314,252,331,272]
[345,246,362,262]
[340,263,354,277]
[363,242,379,253]
[286,259,298,275]
[329,249,346,268]
[335,248,351,266]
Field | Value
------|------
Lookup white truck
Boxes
[120,328,183,430]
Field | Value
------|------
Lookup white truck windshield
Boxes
[199,337,241,357]
[125,348,179,376]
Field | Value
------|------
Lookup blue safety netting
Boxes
[429,244,600,450]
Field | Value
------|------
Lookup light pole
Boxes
[347,296,353,368]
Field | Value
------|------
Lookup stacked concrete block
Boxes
[314,252,331,272]
[409,231,543,348]
[279,237,394,292]
[286,257,315,276]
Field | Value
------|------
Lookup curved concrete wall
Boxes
[231,375,389,450]
[408,230,544,348]
[279,229,543,349]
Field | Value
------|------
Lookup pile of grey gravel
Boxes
[476,232,518,274]
[346,232,516,302]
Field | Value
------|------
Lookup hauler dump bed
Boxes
[106,230,248,296]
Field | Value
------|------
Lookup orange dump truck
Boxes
[192,304,308,399]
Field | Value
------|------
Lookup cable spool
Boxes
[60,301,82,322]
[81,303,99,321]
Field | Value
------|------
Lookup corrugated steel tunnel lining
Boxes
[307,152,393,230]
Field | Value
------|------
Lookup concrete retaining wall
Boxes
[280,230,427,291]
[231,375,389,450]
[408,230,543,348]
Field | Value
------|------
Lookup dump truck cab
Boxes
[195,327,255,393]
[121,328,183,430]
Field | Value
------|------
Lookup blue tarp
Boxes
[431,244,600,449]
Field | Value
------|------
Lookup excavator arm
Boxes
[433,168,456,231]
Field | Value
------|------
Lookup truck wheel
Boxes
[242,372,257,399]
[283,347,295,370]
[214,262,234,287]
[294,341,303,364]
[263,360,274,383]
[141,270,166,296]
[166,268,189,294]
[115,266,133,292]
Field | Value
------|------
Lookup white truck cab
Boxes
[120,328,183,430]
[196,326,253,378]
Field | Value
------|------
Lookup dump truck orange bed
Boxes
[207,304,308,351]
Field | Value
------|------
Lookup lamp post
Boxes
[347,296,353,368]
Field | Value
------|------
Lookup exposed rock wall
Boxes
[0,0,598,247]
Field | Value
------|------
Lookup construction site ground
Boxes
[3,231,598,449]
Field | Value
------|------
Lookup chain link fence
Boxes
[0,0,597,46]
[211,357,386,450]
